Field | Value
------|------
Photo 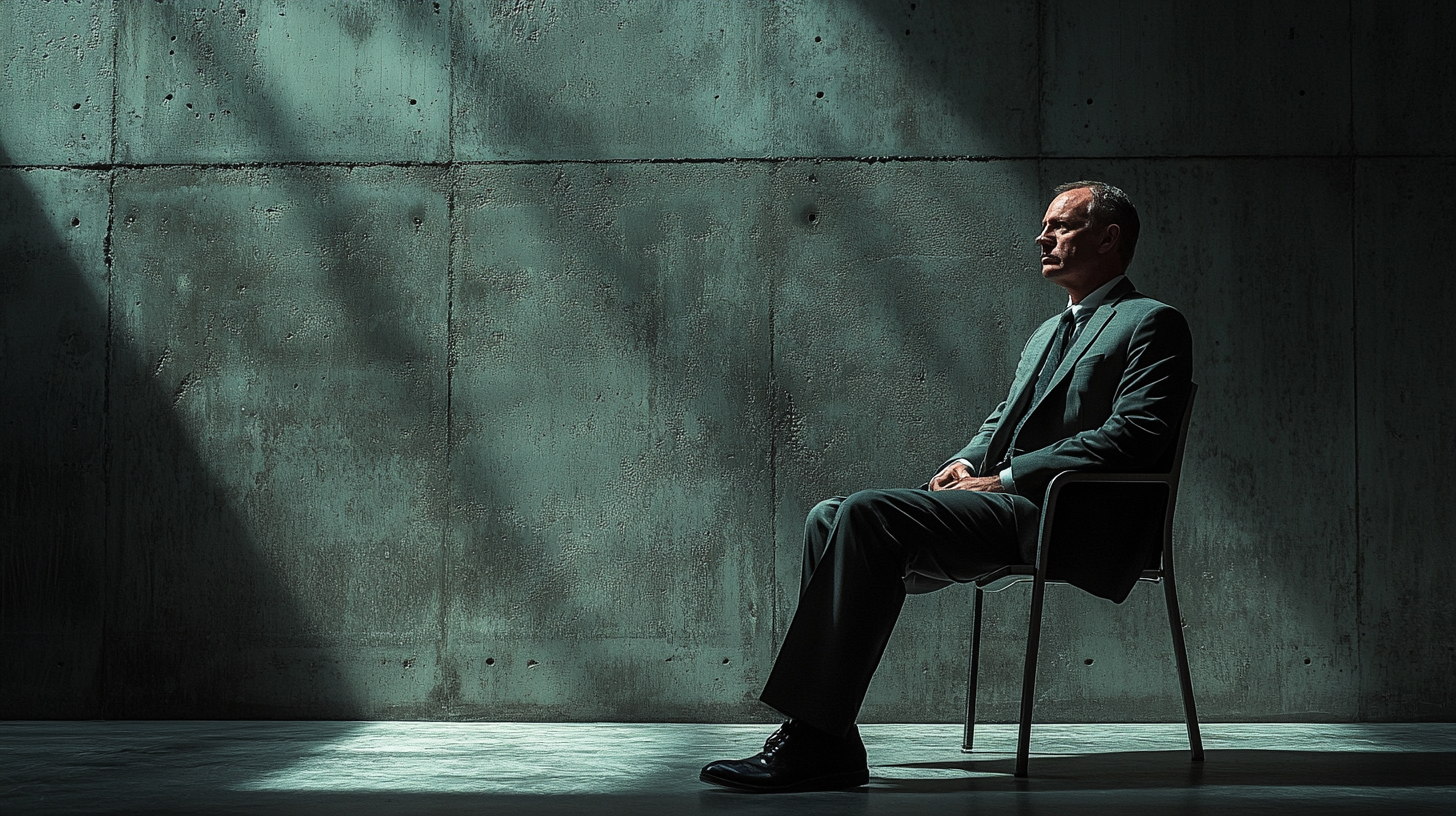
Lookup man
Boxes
[700,182,1194,792]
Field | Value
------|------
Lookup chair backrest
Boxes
[1162,382,1199,497]
[1147,382,1199,571]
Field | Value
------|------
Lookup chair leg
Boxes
[1162,566,1205,761]
[963,587,985,752]
[1016,575,1048,778]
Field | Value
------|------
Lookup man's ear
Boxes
[1098,222,1121,255]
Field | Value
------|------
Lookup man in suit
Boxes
[699,181,1194,792]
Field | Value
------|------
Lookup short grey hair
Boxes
[1053,180,1140,267]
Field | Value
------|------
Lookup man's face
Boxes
[1036,188,1106,282]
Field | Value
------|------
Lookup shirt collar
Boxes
[1068,274,1127,319]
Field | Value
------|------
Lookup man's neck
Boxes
[1061,270,1124,305]
[1065,273,1127,311]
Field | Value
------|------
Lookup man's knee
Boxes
[832,489,910,553]
[837,488,897,522]
[807,496,843,528]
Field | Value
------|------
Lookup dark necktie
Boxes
[994,308,1079,470]
[1031,308,1077,407]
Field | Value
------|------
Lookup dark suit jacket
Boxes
[947,277,1194,600]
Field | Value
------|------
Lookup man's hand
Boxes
[928,460,1005,493]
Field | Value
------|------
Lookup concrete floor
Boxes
[3,721,1455,815]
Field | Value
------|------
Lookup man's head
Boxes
[1036,181,1140,300]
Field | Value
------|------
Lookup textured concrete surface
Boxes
[2,1,1454,724]
[1042,2,1351,157]
[1355,159,1456,720]
[104,165,450,715]
[452,0,1038,160]
[1352,4,1456,155]
[117,1,451,164]
[0,1,114,166]
[766,1,1039,157]
[453,1,774,160]
[446,162,775,720]
[0,167,110,717]
[5,722,1456,815]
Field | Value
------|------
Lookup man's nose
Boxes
[1035,229,1053,247]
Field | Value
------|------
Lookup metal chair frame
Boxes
[962,383,1204,777]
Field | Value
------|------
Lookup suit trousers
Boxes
[759,487,1039,737]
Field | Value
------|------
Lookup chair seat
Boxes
[974,566,1165,593]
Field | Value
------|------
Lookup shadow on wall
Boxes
[445,2,1045,720]
[0,142,367,724]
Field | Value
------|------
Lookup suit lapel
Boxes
[1017,279,1139,417]
[1032,279,1138,408]
[1039,307,1112,401]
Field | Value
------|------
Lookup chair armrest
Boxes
[1044,470,1175,492]
[1034,470,1176,572]
[1042,469,1174,510]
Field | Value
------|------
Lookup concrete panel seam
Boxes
[1036,0,1045,158]
[1345,6,1359,717]
[440,167,458,671]
[109,0,119,166]
[99,165,117,718]
[8,154,1455,174]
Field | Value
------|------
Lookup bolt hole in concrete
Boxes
[816,91,824,98]
[71,217,80,227]
[409,99,417,105]
[807,212,817,223]
[72,103,80,110]
[1084,658,1094,665]
[1305,657,1312,664]
[485,658,495,666]
[721,658,730,665]
[527,660,539,669]
[814,35,821,42]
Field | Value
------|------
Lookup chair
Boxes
[962,383,1203,777]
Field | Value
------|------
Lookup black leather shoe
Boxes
[699,720,869,792]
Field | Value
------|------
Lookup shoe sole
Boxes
[699,767,869,793]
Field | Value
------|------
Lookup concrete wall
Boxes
[2,0,1451,723]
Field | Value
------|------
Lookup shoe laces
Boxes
[762,721,794,756]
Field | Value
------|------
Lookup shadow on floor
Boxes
[874,748,1456,792]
